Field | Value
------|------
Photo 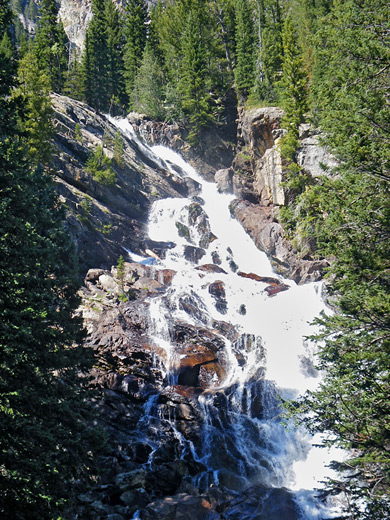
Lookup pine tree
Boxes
[132,42,166,120]
[277,14,309,195]
[34,0,69,92]
[15,48,54,165]
[287,1,390,515]
[252,0,283,102]
[234,0,255,103]
[178,5,214,143]
[0,1,99,516]
[123,0,147,108]
[81,0,110,111]
[105,0,127,112]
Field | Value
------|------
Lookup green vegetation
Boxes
[0,1,103,517]
[85,145,116,185]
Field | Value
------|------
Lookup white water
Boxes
[110,116,344,519]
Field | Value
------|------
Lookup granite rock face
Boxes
[51,93,190,273]
[216,107,335,283]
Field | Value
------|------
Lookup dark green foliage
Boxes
[105,0,127,111]
[0,4,101,516]
[234,0,255,102]
[81,0,118,111]
[123,0,148,108]
[277,15,309,198]
[15,48,54,166]
[34,0,69,92]
[253,0,283,102]
[311,0,390,181]
[132,42,166,120]
[285,0,390,514]
[178,4,214,144]
[86,145,115,185]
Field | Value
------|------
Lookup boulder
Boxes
[183,245,206,264]
[195,264,227,274]
[231,199,328,284]
[215,168,234,194]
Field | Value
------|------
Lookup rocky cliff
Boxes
[51,93,196,273]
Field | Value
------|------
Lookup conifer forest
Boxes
[0,0,389,518]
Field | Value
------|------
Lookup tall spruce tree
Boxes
[123,0,147,108]
[178,3,214,143]
[15,48,54,165]
[34,0,69,92]
[287,1,390,516]
[82,0,109,111]
[105,0,127,111]
[132,42,166,120]
[234,0,255,103]
[0,2,99,516]
[277,13,309,197]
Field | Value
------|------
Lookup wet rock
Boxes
[114,469,147,491]
[211,252,222,265]
[195,264,227,274]
[183,245,206,264]
[215,168,234,194]
[238,304,246,315]
[231,199,328,284]
[120,488,150,507]
[265,283,290,296]
[176,221,192,241]
[155,269,176,286]
[208,280,226,300]
[178,293,209,323]
[143,494,214,520]
[209,280,228,315]
[237,271,280,284]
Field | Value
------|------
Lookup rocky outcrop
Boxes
[214,106,335,284]
[51,93,192,273]
[230,199,328,283]
[128,92,237,182]
[75,258,310,519]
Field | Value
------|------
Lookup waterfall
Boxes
[109,116,344,519]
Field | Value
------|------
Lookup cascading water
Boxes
[109,116,343,519]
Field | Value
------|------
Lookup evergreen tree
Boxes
[123,0,147,108]
[252,0,283,102]
[234,0,255,102]
[287,1,390,515]
[81,0,109,111]
[0,1,99,516]
[105,0,127,111]
[34,0,69,92]
[15,48,54,165]
[277,14,309,196]
[132,42,166,120]
[178,4,214,143]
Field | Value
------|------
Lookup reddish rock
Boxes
[198,362,226,389]
[208,280,226,299]
[195,264,227,274]
[174,348,216,369]
[155,269,176,286]
[265,283,290,296]
[237,271,280,285]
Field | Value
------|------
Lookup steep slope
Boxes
[51,93,194,273]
